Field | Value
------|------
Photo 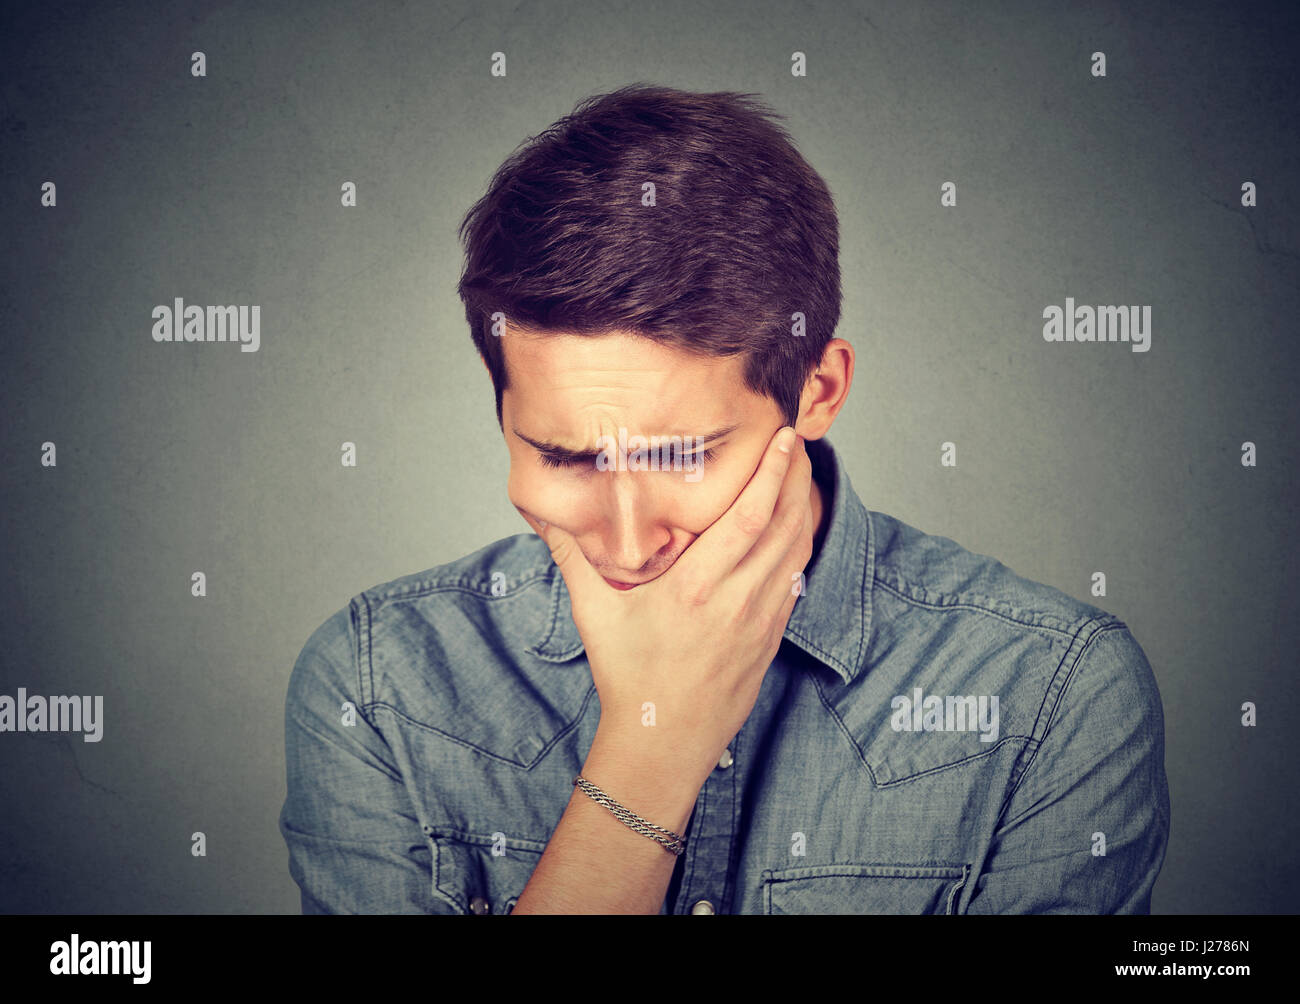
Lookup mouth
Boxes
[601,576,643,591]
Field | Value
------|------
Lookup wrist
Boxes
[582,726,706,835]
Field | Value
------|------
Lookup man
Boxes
[279,84,1170,914]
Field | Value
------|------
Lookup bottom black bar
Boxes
[0,913,1282,988]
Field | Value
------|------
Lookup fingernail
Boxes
[777,427,796,454]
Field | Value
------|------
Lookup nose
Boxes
[592,471,672,575]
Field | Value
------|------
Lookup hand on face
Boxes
[537,425,814,785]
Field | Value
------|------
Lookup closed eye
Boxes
[537,446,720,471]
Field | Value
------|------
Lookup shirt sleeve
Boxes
[964,622,1171,914]
[278,602,454,914]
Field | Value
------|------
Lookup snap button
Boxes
[469,895,490,915]
[690,900,715,915]
[716,748,733,769]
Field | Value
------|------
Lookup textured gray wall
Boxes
[1,0,1296,913]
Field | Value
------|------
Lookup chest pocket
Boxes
[425,827,547,915]
[761,862,970,915]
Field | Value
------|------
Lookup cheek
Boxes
[507,464,585,526]
[506,463,543,515]
[671,463,752,534]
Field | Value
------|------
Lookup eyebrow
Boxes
[512,423,740,464]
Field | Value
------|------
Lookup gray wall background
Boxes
[1,0,1296,913]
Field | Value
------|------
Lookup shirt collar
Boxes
[530,435,875,686]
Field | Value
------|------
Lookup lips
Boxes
[602,576,641,590]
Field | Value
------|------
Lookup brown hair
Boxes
[455,83,841,428]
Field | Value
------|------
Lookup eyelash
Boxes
[537,447,720,471]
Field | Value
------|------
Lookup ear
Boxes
[794,338,854,441]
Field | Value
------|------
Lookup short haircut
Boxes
[455,83,842,429]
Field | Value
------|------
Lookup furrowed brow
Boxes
[513,423,739,462]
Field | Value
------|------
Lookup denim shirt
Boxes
[279,436,1170,914]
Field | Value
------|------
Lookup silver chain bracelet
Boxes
[573,776,687,856]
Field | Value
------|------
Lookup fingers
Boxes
[730,433,813,587]
[674,425,799,588]
[750,496,815,639]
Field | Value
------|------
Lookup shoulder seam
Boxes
[350,594,374,713]
[872,574,1114,641]
[354,535,556,610]
[999,618,1130,810]
[869,514,1113,637]
[362,567,556,611]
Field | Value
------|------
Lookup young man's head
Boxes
[456,84,853,588]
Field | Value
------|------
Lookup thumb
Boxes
[538,520,606,603]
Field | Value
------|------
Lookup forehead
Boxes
[503,329,752,403]
[500,328,762,440]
